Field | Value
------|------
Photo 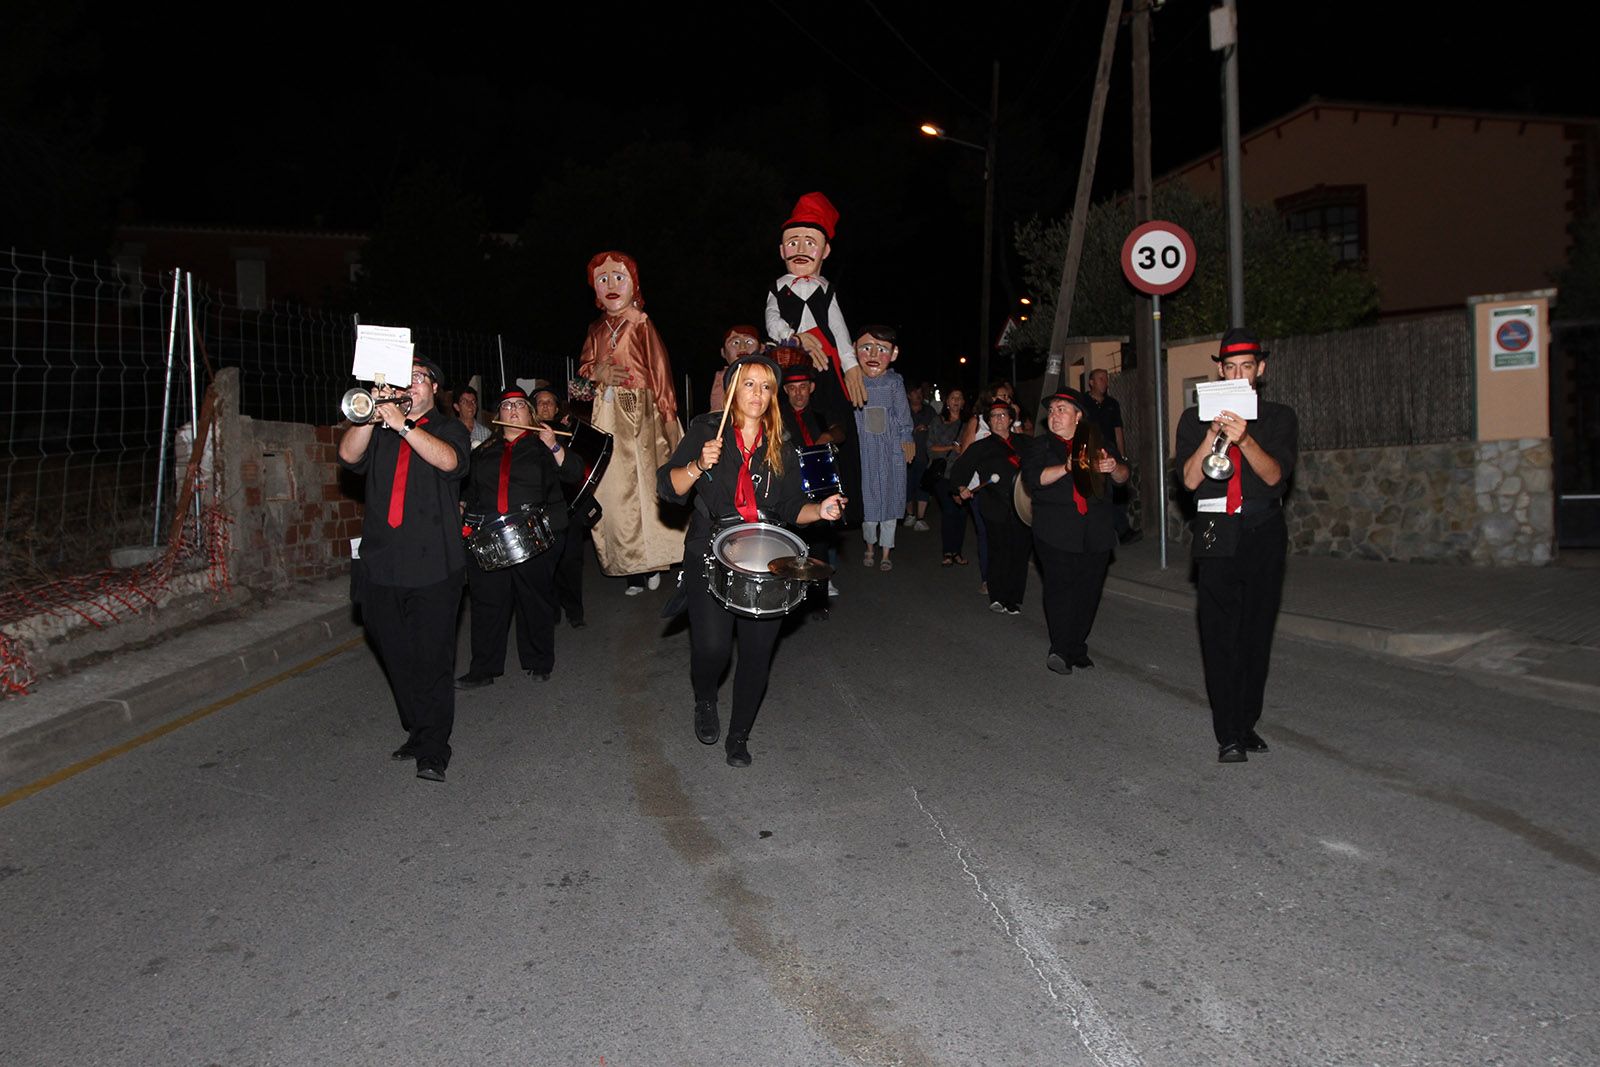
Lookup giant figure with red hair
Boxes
[577,251,685,592]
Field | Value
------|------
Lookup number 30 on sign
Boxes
[1120,220,1197,296]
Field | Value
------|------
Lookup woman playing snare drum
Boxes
[657,355,846,767]
[456,387,583,689]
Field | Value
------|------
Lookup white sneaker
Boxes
[647,572,661,590]
[625,585,644,597]
[989,600,1006,613]
[902,516,916,527]
[827,581,840,597]
[913,519,930,532]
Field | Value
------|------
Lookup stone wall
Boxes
[1165,438,1554,566]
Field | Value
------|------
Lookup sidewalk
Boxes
[1105,535,1600,696]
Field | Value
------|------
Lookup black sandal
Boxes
[952,553,969,566]
[941,553,954,567]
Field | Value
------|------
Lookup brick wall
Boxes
[233,422,361,587]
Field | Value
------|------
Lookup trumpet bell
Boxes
[1201,437,1235,481]
[341,387,412,424]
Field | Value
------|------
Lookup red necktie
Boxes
[999,437,1019,469]
[734,426,760,522]
[387,415,427,528]
[497,433,522,514]
[799,416,815,447]
[1225,445,1243,515]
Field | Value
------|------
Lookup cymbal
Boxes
[768,554,834,582]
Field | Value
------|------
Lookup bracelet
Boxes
[689,459,702,474]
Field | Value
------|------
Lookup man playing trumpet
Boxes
[338,357,472,783]
[1175,328,1299,765]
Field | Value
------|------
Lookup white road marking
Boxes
[833,676,1145,1067]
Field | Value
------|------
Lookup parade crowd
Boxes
[339,193,1298,781]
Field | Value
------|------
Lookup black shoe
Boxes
[1072,654,1095,669]
[1046,653,1072,676]
[695,700,720,745]
[569,617,586,629]
[1243,730,1269,753]
[525,670,551,681]
[725,735,752,767]
[1218,743,1248,764]
[391,743,418,761]
[416,764,447,782]
[1004,603,1021,616]
[455,673,494,690]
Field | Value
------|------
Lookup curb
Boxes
[1107,574,1473,657]
[0,606,361,780]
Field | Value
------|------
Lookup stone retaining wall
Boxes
[1164,438,1554,566]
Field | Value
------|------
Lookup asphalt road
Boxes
[3,533,1597,1066]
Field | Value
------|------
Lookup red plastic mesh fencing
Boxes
[0,503,233,698]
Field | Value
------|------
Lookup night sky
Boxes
[18,1,1599,387]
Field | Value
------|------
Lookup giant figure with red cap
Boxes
[1174,327,1299,765]
[577,250,686,593]
[765,192,866,525]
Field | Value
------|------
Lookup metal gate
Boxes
[1551,319,1600,548]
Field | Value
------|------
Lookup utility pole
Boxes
[1131,0,1156,535]
[1038,0,1124,421]
[979,61,999,389]
[1213,0,1245,326]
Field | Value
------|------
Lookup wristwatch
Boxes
[397,421,413,438]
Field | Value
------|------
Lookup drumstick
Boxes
[713,372,738,443]
[493,419,573,436]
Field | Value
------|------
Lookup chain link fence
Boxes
[2,248,565,587]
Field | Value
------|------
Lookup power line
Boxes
[760,0,924,121]
[861,0,988,119]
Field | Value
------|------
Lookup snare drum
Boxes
[795,444,840,500]
[706,522,810,618]
[466,506,555,571]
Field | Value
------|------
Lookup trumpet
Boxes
[341,386,413,424]
[1201,434,1234,481]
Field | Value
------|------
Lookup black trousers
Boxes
[555,519,587,623]
[985,513,1032,607]
[686,550,782,741]
[1196,511,1287,745]
[1034,540,1111,660]
[932,479,967,555]
[465,532,563,677]
[360,570,463,768]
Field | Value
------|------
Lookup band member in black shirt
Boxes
[657,355,846,767]
[337,357,471,783]
[457,387,582,689]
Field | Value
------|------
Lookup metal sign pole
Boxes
[497,334,506,390]
[152,268,183,546]
[1152,292,1168,569]
[184,272,201,546]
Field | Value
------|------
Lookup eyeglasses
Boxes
[499,399,529,410]
[410,371,434,384]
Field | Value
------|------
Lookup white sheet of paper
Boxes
[1196,379,1258,421]
[351,325,414,384]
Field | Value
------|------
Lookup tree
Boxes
[1010,183,1379,348]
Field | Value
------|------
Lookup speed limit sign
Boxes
[1121,220,1196,296]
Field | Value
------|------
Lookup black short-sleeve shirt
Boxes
[658,413,808,549]
[339,414,471,587]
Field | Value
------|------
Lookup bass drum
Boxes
[1013,473,1034,527]
[562,418,614,523]
[706,522,810,618]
